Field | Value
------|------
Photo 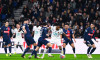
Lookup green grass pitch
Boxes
[0,54,100,60]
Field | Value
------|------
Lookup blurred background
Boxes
[0,0,100,38]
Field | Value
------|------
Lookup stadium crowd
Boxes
[0,0,100,38]
[0,0,25,22]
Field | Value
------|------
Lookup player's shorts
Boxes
[34,37,39,43]
[85,40,94,46]
[3,37,11,45]
[50,38,62,46]
[25,36,36,46]
[37,37,49,47]
[63,39,73,45]
[14,38,24,45]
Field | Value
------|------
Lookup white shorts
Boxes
[50,38,62,46]
[14,38,24,45]
[34,37,39,43]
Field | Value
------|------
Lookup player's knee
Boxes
[33,43,37,46]
[47,43,52,47]
[4,45,7,47]
[8,44,11,46]
[93,47,96,49]
[63,45,66,48]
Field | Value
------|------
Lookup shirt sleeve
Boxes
[33,26,35,31]
[84,28,89,41]
[0,26,3,36]
[60,29,63,34]
[71,29,74,34]
[93,30,96,41]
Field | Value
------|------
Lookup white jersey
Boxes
[14,28,23,38]
[51,26,63,39]
[14,28,24,45]
[33,26,41,42]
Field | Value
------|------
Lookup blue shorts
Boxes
[85,40,94,46]
[63,39,73,45]
[3,37,11,45]
[37,37,49,47]
[25,36,35,46]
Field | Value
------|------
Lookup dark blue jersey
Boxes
[22,24,31,37]
[40,27,48,39]
[84,27,96,41]
[63,28,73,41]
[1,26,12,38]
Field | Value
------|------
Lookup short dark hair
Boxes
[91,23,95,25]
[54,22,60,26]
[24,18,29,21]
[4,20,9,23]
[65,23,69,25]
[42,22,47,26]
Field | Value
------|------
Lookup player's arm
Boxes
[0,27,3,39]
[60,34,62,42]
[71,30,76,42]
[32,27,34,37]
[84,29,88,41]
[32,31,34,37]
[63,33,71,41]
[72,34,76,43]
[22,26,27,34]
[10,27,13,38]
[93,30,98,42]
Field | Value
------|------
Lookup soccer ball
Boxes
[60,54,65,59]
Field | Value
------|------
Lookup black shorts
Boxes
[85,40,94,46]
[25,36,36,46]
[3,37,11,45]
[37,37,49,47]
[63,39,73,45]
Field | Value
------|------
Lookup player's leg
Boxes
[19,39,25,52]
[63,40,68,55]
[90,44,96,54]
[46,43,53,57]
[29,46,40,58]
[70,42,76,57]
[57,40,63,55]
[21,45,31,58]
[14,40,18,54]
[8,44,12,56]
[85,41,92,58]
[14,44,17,54]
[89,41,96,58]
[38,47,42,55]
[3,44,8,56]
[19,40,25,52]
[28,38,42,59]
[86,41,92,55]
[41,46,48,58]
[63,43,66,55]
[33,43,37,50]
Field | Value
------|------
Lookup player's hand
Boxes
[96,40,98,43]
[68,37,71,41]
[83,41,86,43]
[11,37,13,40]
[46,34,49,37]
[74,40,76,43]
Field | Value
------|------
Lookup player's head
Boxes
[16,24,20,29]
[24,18,29,24]
[5,21,9,27]
[42,22,47,27]
[90,23,95,29]
[64,23,69,29]
[55,23,60,30]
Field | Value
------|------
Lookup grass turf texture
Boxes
[0,54,100,60]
